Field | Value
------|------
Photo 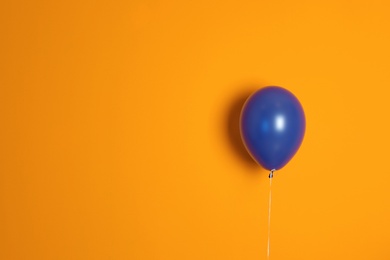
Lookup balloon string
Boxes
[267,169,275,260]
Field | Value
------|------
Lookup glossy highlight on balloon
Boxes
[239,86,306,170]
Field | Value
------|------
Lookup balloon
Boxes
[240,86,305,171]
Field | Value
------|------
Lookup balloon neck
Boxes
[269,169,276,178]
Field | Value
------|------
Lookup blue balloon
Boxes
[240,86,306,171]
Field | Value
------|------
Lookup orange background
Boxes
[1,0,390,259]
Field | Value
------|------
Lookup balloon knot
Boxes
[269,169,276,178]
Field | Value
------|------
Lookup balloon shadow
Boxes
[225,88,260,171]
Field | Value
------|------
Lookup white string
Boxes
[267,169,275,260]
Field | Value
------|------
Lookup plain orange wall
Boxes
[1,0,390,259]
